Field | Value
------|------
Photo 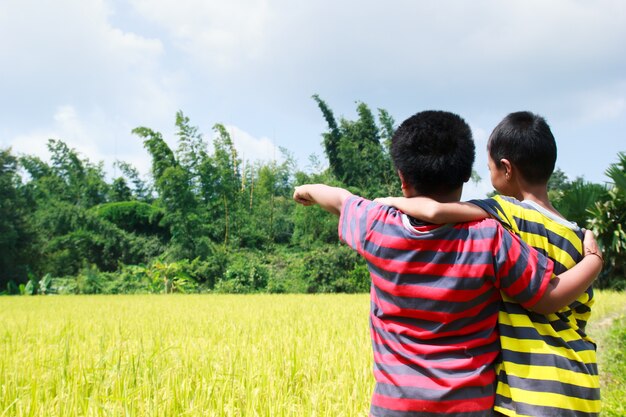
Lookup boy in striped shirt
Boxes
[293,110,602,417]
[376,111,601,416]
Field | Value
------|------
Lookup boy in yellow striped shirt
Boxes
[376,111,600,417]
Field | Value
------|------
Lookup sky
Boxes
[1,0,625,200]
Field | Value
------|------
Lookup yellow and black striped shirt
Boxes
[470,195,600,417]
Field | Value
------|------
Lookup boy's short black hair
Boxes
[488,111,556,185]
[391,110,475,195]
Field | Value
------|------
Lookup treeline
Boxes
[1,97,625,294]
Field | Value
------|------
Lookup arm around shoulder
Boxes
[374,196,488,224]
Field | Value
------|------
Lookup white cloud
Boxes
[0,0,180,177]
[127,0,271,68]
[222,125,282,163]
[471,126,489,148]
[53,106,82,135]
[0,0,177,127]
[9,105,95,161]
[462,179,494,201]
[2,0,625,187]
[0,0,163,79]
[7,131,54,163]
[6,105,153,178]
[466,123,491,192]
[575,84,626,124]
[274,0,626,105]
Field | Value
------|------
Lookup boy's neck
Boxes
[516,182,564,219]
[407,187,463,203]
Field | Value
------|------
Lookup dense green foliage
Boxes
[1,100,625,294]
[587,153,626,289]
[550,155,626,288]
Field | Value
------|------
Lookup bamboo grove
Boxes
[1,97,625,294]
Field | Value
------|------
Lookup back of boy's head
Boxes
[488,111,557,185]
[391,110,475,195]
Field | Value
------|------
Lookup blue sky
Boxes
[1,0,625,199]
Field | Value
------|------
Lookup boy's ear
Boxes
[398,170,419,197]
[398,170,408,190]
[500,158,513,180]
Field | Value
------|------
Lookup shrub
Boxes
[300,245,368,293]
[49,277,79,295]
[75,265,109,294]
[215,252,269,294]
[91,201,167,239]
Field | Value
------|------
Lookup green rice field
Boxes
[1,291,625,416]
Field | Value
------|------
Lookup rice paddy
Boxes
[1,291,625,416]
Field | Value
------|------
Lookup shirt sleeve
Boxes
[490,221,553,309]
[338,195,384,256]
[469,196,515,231]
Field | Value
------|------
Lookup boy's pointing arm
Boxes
[293,184,354,216]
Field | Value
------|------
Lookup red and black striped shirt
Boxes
[339,196,553,417]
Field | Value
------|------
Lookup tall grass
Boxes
[587,290,626,417]
[1,290,625,416]
[587,289,626,322]
[0,294,372,416]
[600,315,626,417]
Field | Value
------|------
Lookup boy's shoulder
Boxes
[449,216,504,236]
[348,196,503,234]
[471,195,586,271]
[474,195,580,232]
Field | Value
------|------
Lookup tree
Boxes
[312,94,343,181]
[241,151,296,247]
[47,139,109,207]
[544,167,608,227]
[17,148,164,278]
[19,141,109,209]
[108,177,133,202]
[16,142,153,279]
[114,161,153,202]
[291,168,342,247]
[175,110,210,194]
[313,96,398,197]
[92,201,167,239]
[588,152,626,288]
[337,102,385,194]
[210,123,243,246]
[377,108,395,151]
[38,201,162,276]
[553,178,607,227]
[548,168,569,193]
[133,124,205,259]
[0,148,35,289]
